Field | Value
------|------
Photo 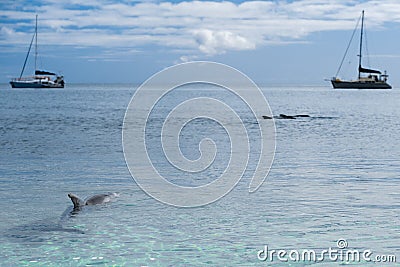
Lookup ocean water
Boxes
[0,83,399,266]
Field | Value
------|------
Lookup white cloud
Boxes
[1,26,14,36]
[1,0,400,60]
[193,29,255,55]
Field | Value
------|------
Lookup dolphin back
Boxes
[84,193,118,206]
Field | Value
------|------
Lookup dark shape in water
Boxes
[262,114,311,120]
[5,217,84,244]
[279,114,296,119]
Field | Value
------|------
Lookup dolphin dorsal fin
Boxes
[68,193,84,209]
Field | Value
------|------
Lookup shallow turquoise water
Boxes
[0,84,399,266]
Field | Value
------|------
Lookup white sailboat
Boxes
[331,11,391,89]
[10,15,65,88]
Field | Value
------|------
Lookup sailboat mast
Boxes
[35,14,38,73]
[358,10,364,79]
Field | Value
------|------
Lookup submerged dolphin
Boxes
[68,193,118,211]
[262,114,311,120]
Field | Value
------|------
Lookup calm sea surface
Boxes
[0,84,399,266]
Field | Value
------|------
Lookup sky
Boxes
[1,0,400,86]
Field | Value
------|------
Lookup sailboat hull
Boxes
[331,80,391,89]
[10,79,64,88]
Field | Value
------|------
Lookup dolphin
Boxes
[68,193,118,211]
